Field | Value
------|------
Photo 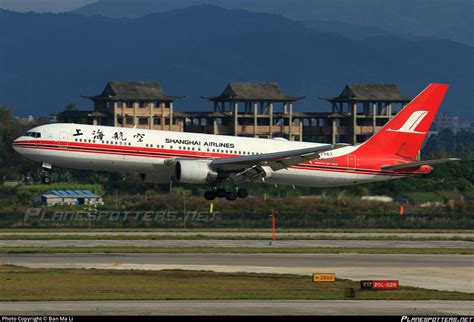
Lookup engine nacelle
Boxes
[260,166,273,178]
[175,160,217,184]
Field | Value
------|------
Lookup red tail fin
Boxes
[356,83,449,160]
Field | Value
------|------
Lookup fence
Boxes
[1,210,472,229]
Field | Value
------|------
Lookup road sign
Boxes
[313,273,336,282]
[360,280,399,290]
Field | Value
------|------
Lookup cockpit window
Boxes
[24,132,41,138]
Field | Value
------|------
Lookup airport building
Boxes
[55,81,411,144]
[38,190,104,206]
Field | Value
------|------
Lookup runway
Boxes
[0,300,471,315]
[1,231,473,239]
[1,239,472,248]
[1,253,472,293]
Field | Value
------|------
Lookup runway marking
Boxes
[0,300,472,315]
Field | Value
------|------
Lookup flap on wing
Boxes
[381,158,460,170]
[211,144,345,172]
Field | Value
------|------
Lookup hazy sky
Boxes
[0,0,96,12]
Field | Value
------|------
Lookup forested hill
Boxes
[72,0,474,46]
[423,129,474,158]
[0,5,472,120]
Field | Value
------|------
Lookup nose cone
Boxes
[12,137,21,153]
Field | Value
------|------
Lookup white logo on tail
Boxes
[388,110,428,134]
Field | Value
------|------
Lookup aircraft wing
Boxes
[211,144,344,173]
[381,158,460,170]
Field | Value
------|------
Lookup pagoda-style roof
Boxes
[174,111,233,118]
[202,82,305,102]
[320,84,411,103]
[83,81,184,101]
[53,110,110,117]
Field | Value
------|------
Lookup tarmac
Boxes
[0,300,472,315]
[1,253,473,293]
[1,239,472,248]
[1,231,473,239]
[1,232,473,315]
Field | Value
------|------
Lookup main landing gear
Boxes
[204,188,248,201]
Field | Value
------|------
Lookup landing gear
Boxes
[40,163,52,185]
[42,175,51,184]
[204,190,217,200]
[237,189,248,199]
[225,191,237,201]
[216,188,227,198]
[204,187,248,201]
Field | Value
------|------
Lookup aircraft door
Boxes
[59,132,69,148]
[347,155,356,170]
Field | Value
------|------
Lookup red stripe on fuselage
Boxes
[13,140,412,177]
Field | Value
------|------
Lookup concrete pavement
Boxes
[1,239,472,248]
[0,300,472,315]
[1,253,472,293]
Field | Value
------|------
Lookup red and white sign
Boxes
[371,280,399,290]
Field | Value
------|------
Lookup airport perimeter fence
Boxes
[0,210,473,229]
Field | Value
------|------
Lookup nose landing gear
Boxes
[41,162,52,184]
[42,175,51,184]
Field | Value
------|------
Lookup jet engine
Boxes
[175,160,217,184]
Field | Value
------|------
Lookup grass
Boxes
[1,228,473,233]
[0,246,472,254]
[403,192,446,203]
[0,265,472,301]
[0,234,472,241]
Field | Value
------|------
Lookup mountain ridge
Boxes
[0,5,472,121]
[71,0,474,46]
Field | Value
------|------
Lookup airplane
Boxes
[13,83,459,201]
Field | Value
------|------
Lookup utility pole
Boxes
[272,209,276,241]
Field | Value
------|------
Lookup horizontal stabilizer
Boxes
[381,158,460,170]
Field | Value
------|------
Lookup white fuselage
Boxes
[13,123,403,187]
